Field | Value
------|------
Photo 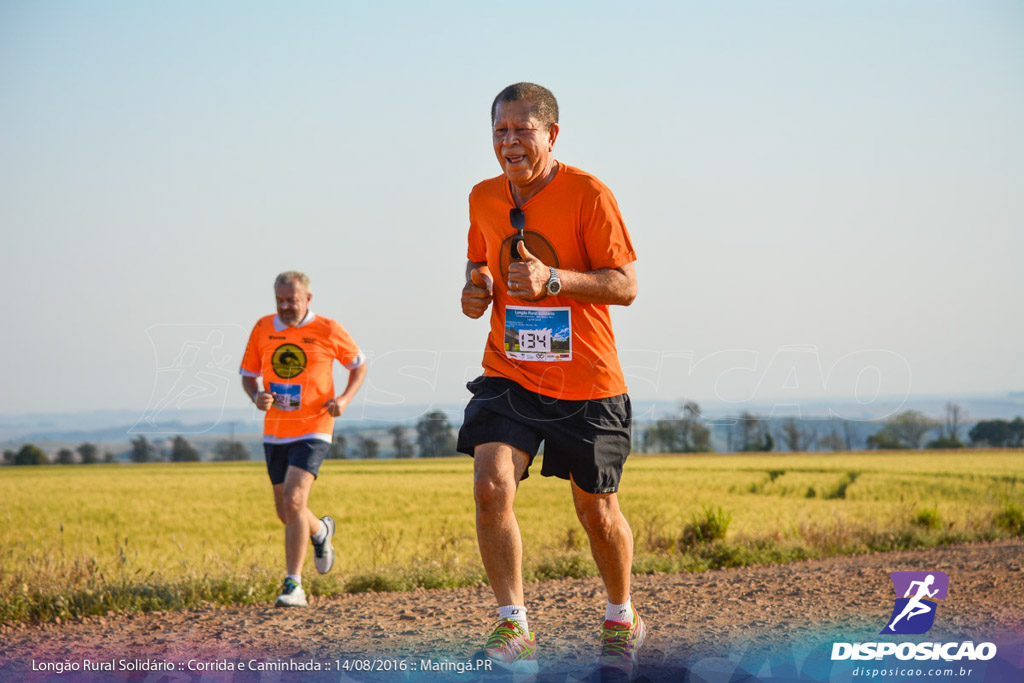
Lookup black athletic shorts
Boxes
[457,376,632,494]
[263,440,330,485]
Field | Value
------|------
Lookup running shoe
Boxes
[274,577,308,607]
[482,619,538,674]
[599,606,646,679]
[312,515,335,574]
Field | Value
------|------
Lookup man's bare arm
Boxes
[506,243,636,306]
[555,262,636,306]
[323,361,367,418]
[241,375,275,411]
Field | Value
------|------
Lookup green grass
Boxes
[1,451,1022,625]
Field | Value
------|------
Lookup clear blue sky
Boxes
[1,1,1022,419]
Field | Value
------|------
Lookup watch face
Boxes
[546,267,561,296]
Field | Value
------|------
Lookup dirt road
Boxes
[2,541,1022,682]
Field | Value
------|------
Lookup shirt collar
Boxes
[273,310,316,332]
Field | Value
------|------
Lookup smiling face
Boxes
[275,279,311,327]
[492,99,559,203]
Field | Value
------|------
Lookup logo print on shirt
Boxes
[271,343,307,379]
[499,232,560,302]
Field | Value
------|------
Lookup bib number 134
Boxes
[504,305,572,362]
[519,329,551,352]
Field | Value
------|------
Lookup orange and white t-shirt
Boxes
[467,163,637,400]
[239,311,363,444]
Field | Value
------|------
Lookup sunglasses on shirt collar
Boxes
[509,208,525,260]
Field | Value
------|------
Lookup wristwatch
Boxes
[545,267,562,296]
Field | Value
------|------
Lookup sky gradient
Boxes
[2,1,1022,417]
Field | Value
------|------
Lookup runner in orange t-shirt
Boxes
[240,271,367,607]
[458,83,645,678]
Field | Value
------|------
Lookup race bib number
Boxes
[504,306,572,362]
[269,382,302,411]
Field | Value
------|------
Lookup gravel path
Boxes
[2,541,1022,682]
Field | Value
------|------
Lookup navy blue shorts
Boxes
[263,440,330,485]
[457,376,632,494]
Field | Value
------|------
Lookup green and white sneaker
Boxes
[599,606,646,679]
[312,515,336,574]
[483,619,539,674]
[274,577,307,607]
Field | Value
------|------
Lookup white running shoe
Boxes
[312,515,336,574]
[274,577,307,607]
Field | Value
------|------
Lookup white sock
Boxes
[498,605,529,635]
[310,520,326,543]
[287,574,302,586]
[606,597,633,623]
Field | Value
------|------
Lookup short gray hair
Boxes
[274,271,310,290]
[491,82,559,130]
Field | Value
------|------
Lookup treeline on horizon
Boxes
[2,411,458,466]
[3,402,1023,466]
[639,401,1024,453]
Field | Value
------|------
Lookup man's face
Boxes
[275,281,311,327]
[492,99,559,191]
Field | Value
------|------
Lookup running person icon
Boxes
[887,574,939,632]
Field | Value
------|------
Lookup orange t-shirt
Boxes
[467,163,636,400]
[239,312,363,443]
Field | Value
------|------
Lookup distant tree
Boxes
[645,401,712,453]
[170,435,201,462]
[328,433,348,459]
[390,425,415,459]
[779,418,814,452]
[416,411,457,458]
[643,421,670,453]
[104,452,118,464]
[643,420,678,453]
[354,434,380,459]
[969,419,1009,447]
[1008,417,1024,448]
[130,436,157,463]
[869,410,936,450]
[682,401,711,451]
[677,401,711,452]
[77,442,99,465]
[818,430,846,452]
[737,412,773,452]
[14,444,48,466]
[865,431,909,450]
[970,417,1024,448]
[737,412,758,451]
[2,450,14,465]
[894,410,938,448]
[840,420,859,450]
[925,436,964,449]
[56,448,75,465]
[941,402,967,442]
[214,440,249,461]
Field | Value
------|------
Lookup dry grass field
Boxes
[1,451,1021,625]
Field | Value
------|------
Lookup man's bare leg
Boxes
[571,479,633,604]
[473,442,530,607]
[274,466,318,576]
